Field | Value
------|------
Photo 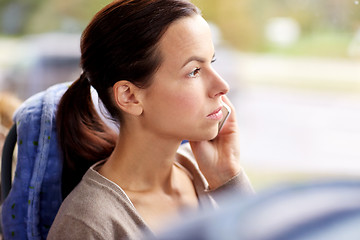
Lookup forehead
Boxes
[158,15,214,66]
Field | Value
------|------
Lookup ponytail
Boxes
[56,73,117,198]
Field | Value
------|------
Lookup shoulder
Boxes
[49,165,150,239]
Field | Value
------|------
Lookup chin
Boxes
[186,129,218,141]
[209,131,219,141]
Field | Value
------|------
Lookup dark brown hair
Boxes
[57,0,200,198]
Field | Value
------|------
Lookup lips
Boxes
[207,107,223,120]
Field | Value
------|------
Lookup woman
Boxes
[48,0,253,239]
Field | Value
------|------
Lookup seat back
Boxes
[157,181,360,240]
[1,124,17,203]
[1,82,117,239]
[1,83,69,240]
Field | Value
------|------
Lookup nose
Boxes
[208,69,229,98]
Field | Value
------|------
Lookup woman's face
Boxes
[141,15,229,141]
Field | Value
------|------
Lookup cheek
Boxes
[175,94,197,107]
[145,79,205,122]
[167,90,202,116]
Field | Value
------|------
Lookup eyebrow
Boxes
[182,53,216,68]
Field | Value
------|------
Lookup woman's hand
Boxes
[190,96,242,190]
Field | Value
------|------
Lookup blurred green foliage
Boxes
[1,0,359,56]
[264,31,353,57]
[0,0,109,35]
[25,0,108,33]
[193,0,360,56]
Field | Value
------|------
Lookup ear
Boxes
[113,81,143,116]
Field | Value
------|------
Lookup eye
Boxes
[211,57,217,63]
[188,67,201,78]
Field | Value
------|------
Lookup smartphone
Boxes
[218,101,231,133]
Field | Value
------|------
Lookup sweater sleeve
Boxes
[205,170,255,204]
[47,215,107,240]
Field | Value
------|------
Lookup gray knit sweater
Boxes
[47,143,253,240]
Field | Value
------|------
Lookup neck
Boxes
[99,123,183,193]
